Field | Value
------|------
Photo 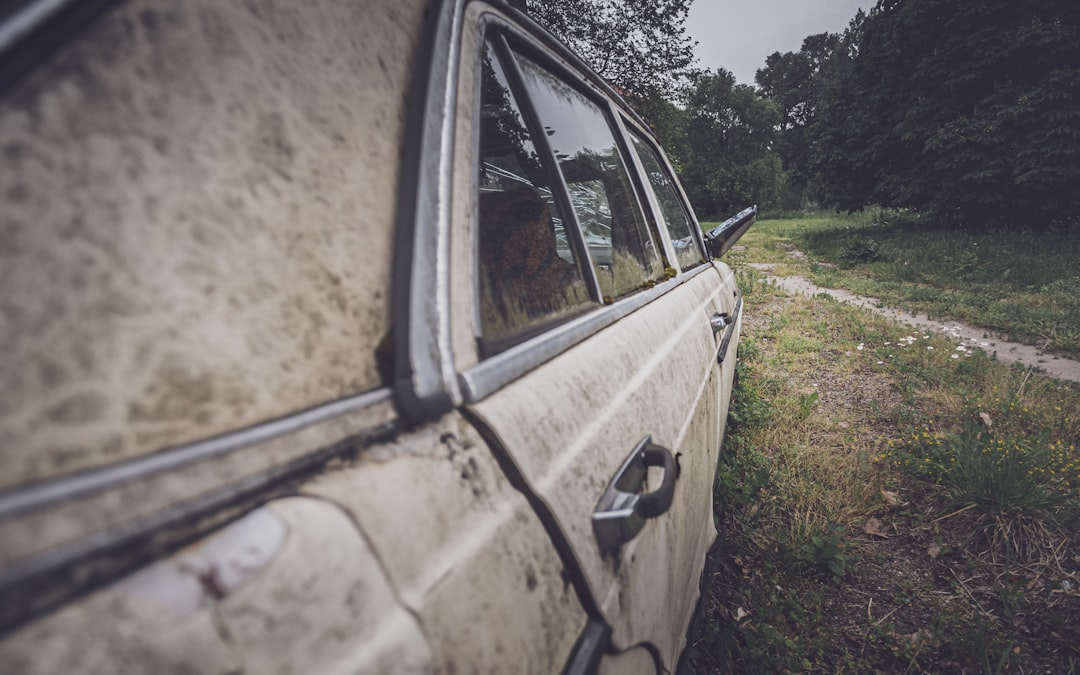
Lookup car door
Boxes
[451,17,742,671]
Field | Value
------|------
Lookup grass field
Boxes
[724,212,1080,358]
[685,215,1080,673]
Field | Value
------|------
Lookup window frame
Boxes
[473,25,673,353]
[619,115,709,271]
[472,34,602,357]
[459,10,719,402]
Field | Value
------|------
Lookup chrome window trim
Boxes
[392,0,467,421]
[0,0,71,54]
[483,1,652,132]
[601,97,667,278]
[613,110,681,272]
[620,115,709,264]
[403,1,708,413]
[492,29,604,303]
[459,263,715,402]
[0,387,397,633]
[0,0,119,95]
[667,148,710,258]
[0,388,393,520]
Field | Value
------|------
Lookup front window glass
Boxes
[476,42,593,352]
[629,132,705,270]
[513,51,663,301]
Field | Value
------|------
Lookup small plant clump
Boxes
[890,423,1077,518]
[839,237,884,266]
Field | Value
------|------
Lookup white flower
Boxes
[951,354,958,359]
[927,346,934,350]
[857,343,865,351]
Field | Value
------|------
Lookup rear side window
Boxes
[476,43,594,351]
[512,51,664,302]
[628,133,705,271]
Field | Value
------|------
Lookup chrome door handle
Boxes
[710,312,731,334]
[592,437,677,553]
[715,297,743,364]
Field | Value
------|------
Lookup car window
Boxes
[512,50,663,301]
[476,42,595,351]
[628,132,705,271]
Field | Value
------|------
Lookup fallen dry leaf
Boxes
[881,489,900,506]
[864,517,890,538]
[736,607,749,622]
[927,544,942,559]
[979,411,993,427]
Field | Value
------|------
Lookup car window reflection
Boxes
[628,133,704,270]
[513,51,663,301]
[476,42,593,354]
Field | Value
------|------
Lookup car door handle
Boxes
[592,436,677,553]
[715,297,743,364]
[710,312,732,334]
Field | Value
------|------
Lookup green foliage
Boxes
[755,31,852,209]
[892,422,1075,517]
[629,92,688,169]
[688,216,1080,674]
[796,523,850,579]
[525,0,698,101]
[779,212,1080,355]
[679,69,786,217]
[838,237,884,265]
[803,0,1080,229]
[796,391,818,418]
[728,338,773,431]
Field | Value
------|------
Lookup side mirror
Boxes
[703,205,757,258]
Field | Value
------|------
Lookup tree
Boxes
[679,69,784,218]
[753,13,870,210]
[810,0,1080,229]
[525,0,698,101]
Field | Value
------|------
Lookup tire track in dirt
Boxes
[744,262,1080,383]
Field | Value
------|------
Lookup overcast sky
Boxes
[686,0,871,85]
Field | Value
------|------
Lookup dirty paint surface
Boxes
[0,0,426,488]
[305,411,588,674]
[470,265,738,671]
[0,497,434,673]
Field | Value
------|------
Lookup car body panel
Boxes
[0,0,424,489]
[304,411,588,674]
[0,498,433,674]
[468,264,738,669]
[596,646,658,675]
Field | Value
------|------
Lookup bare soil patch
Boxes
[751,266,1080,383]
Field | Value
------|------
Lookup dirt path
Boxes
[744,263,1080,383]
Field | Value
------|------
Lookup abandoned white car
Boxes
[0,0,754,672]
